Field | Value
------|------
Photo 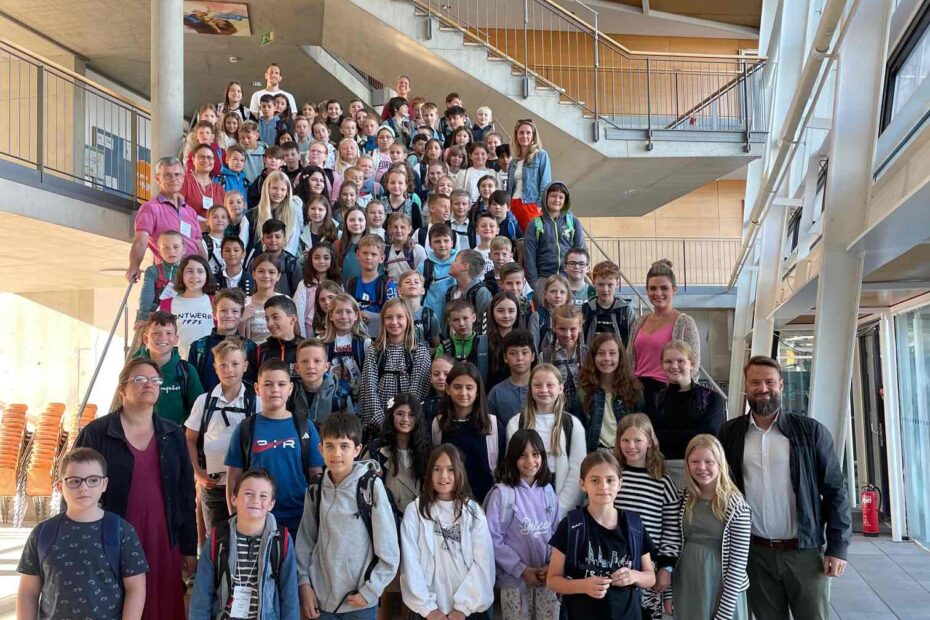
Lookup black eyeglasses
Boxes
[62,476,104,489]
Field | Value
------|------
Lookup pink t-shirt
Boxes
[634,320,676,382]
[134,193,201,262]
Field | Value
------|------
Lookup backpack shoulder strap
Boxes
[270,528,288,583]
[102,512,122,582]
[308,472,325,530]
[293,412,313,485]
[562,414,574,459]
[346,277,359,299]
[565,508,587,574]
[177,359,190,394]
[476,336,489,384]
[356,469,380,581]
[623,510,644,571]
[498,485,516,531]
[239,415,257,471]
[533,217,544,239]
[35,514,64,578]
[244,384,258,416]
[210,522,232,593]
[378,276,389,305]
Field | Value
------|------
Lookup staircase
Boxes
[320,0,767,216]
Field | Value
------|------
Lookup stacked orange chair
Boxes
[25,404,65,497]
[0,405,28,496]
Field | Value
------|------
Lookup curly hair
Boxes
[578,333,642,419]
[379,394,432,483]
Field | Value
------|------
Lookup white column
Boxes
[808,0,892,454]
[750,203,786,356]
[878,314,906,541]
[151,0,184,163]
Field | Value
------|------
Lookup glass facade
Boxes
[895,308,930,547]
[776,332,814,416]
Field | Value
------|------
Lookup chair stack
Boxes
[0,405,28,496]
[25,403,65,497]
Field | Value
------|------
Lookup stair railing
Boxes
[414,0,766,144]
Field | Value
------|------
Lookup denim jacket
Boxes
[582,386,646,452]
[506,149,551,205]
[188,513,299,620]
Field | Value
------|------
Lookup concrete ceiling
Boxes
[0,0,358,116]
[0,212,131,294]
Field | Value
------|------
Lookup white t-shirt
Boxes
[184,384,263,480]
[512,160,524,200]
[477,248,494,275]
[463,167,494,203]
[248,88,297,115]
[168,294,214,354]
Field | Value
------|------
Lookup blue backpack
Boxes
[36,512,122,583]
[565,507,644,574]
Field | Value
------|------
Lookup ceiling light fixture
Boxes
[229,56,239,63]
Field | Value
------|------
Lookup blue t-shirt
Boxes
[225,415,323,532]
[351,275,397,313]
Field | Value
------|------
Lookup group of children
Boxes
[17,81,756,620]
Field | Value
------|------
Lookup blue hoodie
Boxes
[214,165,249,197]
[420,248,459,326]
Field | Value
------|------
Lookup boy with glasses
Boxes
[17,448,148,619]
[564,247,595,306]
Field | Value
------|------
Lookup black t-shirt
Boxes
[18,515,149,620]
[550,508,654,620]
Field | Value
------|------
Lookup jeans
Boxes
[320,607,377,620]
[201,484,230,532]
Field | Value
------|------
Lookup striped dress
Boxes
[614,464,681,620]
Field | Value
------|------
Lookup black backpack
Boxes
[196,385,258,469]
[209,521,289,594]
[238,413,314,484]
[306,467,393,583]
[414,306,437,346]
[346,276,389,310]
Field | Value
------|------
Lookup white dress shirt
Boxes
[742,412,798,540]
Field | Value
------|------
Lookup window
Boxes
[882,2,930,129]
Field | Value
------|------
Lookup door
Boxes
[859,325,891,518]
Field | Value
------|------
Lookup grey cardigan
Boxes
[628,311,700,373]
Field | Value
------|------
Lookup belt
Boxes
[751,535,799,550]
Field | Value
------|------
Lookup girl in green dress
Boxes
[665,434,751,620]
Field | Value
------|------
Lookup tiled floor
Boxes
[0,526,925,618]
[830,534,930,619]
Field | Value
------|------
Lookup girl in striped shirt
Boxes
[613,413,679,620]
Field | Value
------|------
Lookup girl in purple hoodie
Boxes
[485,429,561,620]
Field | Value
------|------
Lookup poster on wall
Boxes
[183,2,251,36]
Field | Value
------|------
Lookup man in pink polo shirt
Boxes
[125,156,206,282]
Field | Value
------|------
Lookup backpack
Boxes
[564,507,644,574]
[414,306,437,346]
[238,412,314,484]
[483,483,556,534]
[518,412,574,460]
[209,521,289,596]
[533,213,576,244]
[177,359,191,395]
[385,244,415,273]
[306,467,387,583]
[375,346,414,395]
[36,512,122,584]
[438,334,489,380]
[584,299,631,347]
[202,233,221,270]
[346,276,389,310]
[197,385,258,469]
[444,282,490,334]
[154,263,172,305]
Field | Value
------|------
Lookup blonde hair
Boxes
[321,293,368,341]
[543,274,571,309]
[662,339,698,366]
[683,434,740,522]
[335,138,360,174]
[513,119,542,165]
[255,171,298,244]
[614,414,666,479]
[523,363,569,456]
[374,297,418,352]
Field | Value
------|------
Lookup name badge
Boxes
[202,196,213,210]
[229,585,254,618]
[180,221,193,238]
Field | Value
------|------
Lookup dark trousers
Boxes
[201,484,230,533]
[747,546,831,620]
[638,376,668,419]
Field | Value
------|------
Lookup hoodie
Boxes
[257,336,300,380]
[522,181,586,283]
[420,248,459,326]
[214,164,249,197]
[188,513,299,620]
[295,460,400,612]
[288,371,354,429]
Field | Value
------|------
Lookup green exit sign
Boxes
[260,31,274,46]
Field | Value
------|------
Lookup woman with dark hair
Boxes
[577,333,645,452]
[74,357,197,620]
[628,259,701,417]
[216,80,254,121]
[652,339,725,485]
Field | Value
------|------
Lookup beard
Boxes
[748,391,781,417]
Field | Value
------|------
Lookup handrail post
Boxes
[742,59,752,152]
[426,0,433,40]
[645,58,654,150]
[522,0,530,98]
[36,65,44,179]
[592,12,600,142]
[130,111,138,204]
[76,281,134,421]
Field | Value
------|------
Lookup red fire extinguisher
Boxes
[861,484,882,537]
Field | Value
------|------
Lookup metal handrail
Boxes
[414,0,767,137]
[584,231,729,400]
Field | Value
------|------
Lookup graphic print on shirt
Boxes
[583,540,631,578]
[252,438,297,452]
